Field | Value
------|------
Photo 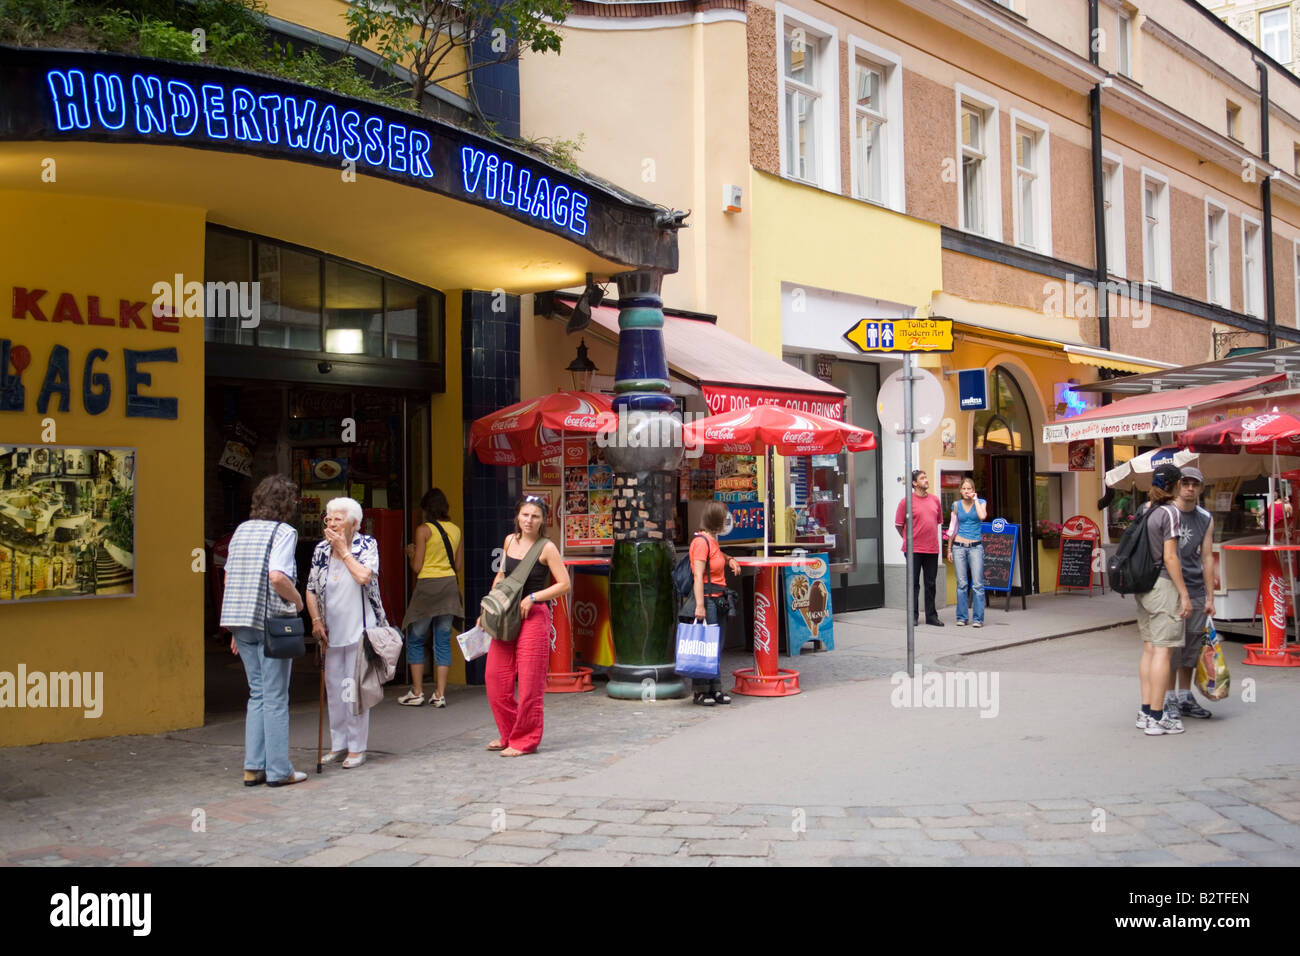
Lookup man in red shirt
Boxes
[894,469,945,626]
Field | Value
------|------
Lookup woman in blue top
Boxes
[946,477,988,627]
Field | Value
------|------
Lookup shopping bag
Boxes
[456,625,492,662]
[674,621,721,679]
[1194,618,1230,701]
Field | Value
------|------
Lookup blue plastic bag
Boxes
[674,621,721,679]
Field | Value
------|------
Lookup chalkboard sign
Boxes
[981,520,1019,593]
[1056,537,1095,590]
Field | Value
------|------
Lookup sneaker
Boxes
[972,622,983,629]
[1149,714,1184,735]
[1136,709,1148,729]
[398,690,425,706]
[430,695,447,709]
[1163,695,1181,720]
[955,619,968,627]
[1178,695,1212,719]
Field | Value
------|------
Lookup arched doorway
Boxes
[972,366,1038,595]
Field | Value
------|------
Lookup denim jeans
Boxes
[233,626,294,782]
[952,543,985,624]
[407,614,454,667]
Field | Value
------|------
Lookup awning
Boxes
[585,304,847,419]
[1042,375,1285,443]
[1064,344,1177,375]
[1073,344,1300,394]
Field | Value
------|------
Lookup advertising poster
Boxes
[1068,440,1096,472]
[571,571,615,666]
[564,439,614,548]
[719,502,765,542]
[0,445,136,603]
[785,557,834,655]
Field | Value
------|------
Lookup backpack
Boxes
[673,533,710,598]
[1108,504,1167,595]
[479,538,548,641]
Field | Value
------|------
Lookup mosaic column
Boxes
[602,271,684,700]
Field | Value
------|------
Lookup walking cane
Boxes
[316,639,325,774]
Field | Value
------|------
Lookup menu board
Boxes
[563,439,614,548]
[1056,536,1095,590]
[981,520,1019,593]
[716,454,761,541]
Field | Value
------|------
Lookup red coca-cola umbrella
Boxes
[682,406,876,557]
[468,391,615,465]
[1179,412,1300,454]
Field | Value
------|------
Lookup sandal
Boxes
[692,692,716,706]
[486,739,506,751]
[398,690,425,706]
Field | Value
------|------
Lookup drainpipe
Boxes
[1089,0,1115,495]
[1258,58,1278,349]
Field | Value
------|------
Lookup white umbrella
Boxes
[1107,449,1300,491]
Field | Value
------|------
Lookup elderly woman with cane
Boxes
[307,497,384,769]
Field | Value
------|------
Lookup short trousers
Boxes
[1136,576,1184,648]
[407,614,454,667]
[1175,600,1209,669]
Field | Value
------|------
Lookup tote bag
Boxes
[674,620,721,679]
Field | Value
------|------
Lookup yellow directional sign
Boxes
[844,318,954,353]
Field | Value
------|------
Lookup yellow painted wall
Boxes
[433,290,466,683]
[0,191,205,746]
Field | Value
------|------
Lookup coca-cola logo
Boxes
[491,416,521,432]
[563,414,600,429]
[782,431,815,443]
[754,592,773,654]
[705,427,737,440]
[1267,572,1289,632]
[1061,515,1098,538]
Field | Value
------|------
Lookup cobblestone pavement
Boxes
[3,610,1299,866]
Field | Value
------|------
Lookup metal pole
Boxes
[904,353,915,677]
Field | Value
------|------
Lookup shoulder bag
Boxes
[261,523,306,659]
[480,537,548,641]
[430,520,466,631]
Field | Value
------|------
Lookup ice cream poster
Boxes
[784,558,833,654]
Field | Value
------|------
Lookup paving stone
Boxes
[1103,803,1166,818]
[540,851,633,866]
[829,856,891,866]
[1081,831,1157,852]
[524,817,597,835]
[600,798,674,811]
[958,841,1023,857]
[399,837,477,858]
[1265,802,1300,822]
[952,855,1026,867]
[565,808,645,824]
[737,827,800,842]
[967,801,1034,814]
[494,791,560,806]
[604,836,684,855]
[1021,839,1094,856]
[1208,831,1283,853]
[869,816,920,829]
[487,829,561,849]
[712,814,769,827]
[847,806,903,817]
[1086,794,1140,806]
[927,828,979,841]
[1238,849,1300,865]
[336,833,405,850]
[890,856,954,866]
[212,854,282,867]
[1219,805,1293,828]
[898,804,970,818]
[1095,849,1180,864]
[375,821,439,839]
[591,822,670,837]
[291,846,375,867]
[504,805,573,819]
[1252,823,1300,848]
[664,826,743,840]
[629,854,711,866]
[348,850,422,867]
[553,833,611,851]
[413,855,473,867]
[1040,809,1096,824]
[465,844,554,864]
[1127,822,1203,845]
[1182,789,1247,808]
[1026,855,1102,867]
[881,840,965,858]
[668,801,740,814]
[919,815,993,828]
[801,806,849,818]
[1167,842,1243,863]
[1189,818,1244,836]
[685,839,770,857]
[975,826,1028,841]
[1028,798,1091,810]
[554,795,604,809]
[640,811,715,825]
[1158,801,1229,826]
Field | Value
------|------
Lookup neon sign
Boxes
[45,69,435,179]
[459,147,589,236]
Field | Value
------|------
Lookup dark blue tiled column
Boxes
[462,290,521,683]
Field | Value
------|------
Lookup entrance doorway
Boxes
[972,366,1039,595]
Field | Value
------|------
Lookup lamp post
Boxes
[601,271,684,700]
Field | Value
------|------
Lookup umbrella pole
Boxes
[765,446,772,559]
[560,428,566,561]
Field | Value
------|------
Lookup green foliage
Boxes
[522,132,585,174]
[107,491,134,553]
[136,14,198,61]
[0,0,75,32]
[270,43,416,111]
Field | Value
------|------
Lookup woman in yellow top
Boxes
[399,488,463,707]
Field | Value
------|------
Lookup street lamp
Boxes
[566,338,597,392]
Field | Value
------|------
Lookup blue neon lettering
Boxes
[515,168,532,212]
[229,87,261,142]
[499,160,517,205]
[92,72,126,130]
[529,177,552,220]
[340,110,362,162]
[313,103,340,155]
[551,184,570,228]
[407,129,433,178]
[166,80,198,136]
[257,94,282,144]
[569,192,588,236]
[362,116,385,166]
[461,146,484,192]
[131,74,166,135]
[201,83,229,138]
[484,153,499,200]
[46,69,90,131]
[387,123,407,173]
[283,96,316,149]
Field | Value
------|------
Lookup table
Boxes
[546,557,608,692]
[730,557,811,697]
[1220,544,1300,668]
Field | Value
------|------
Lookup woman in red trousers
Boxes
[482,495,570,756]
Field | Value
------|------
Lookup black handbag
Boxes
[259,522,305,659]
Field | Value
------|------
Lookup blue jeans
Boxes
[232,626,294,782]
[952,543,985,624]
[407,614,454,667]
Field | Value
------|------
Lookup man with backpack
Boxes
[1130,463,1194,735]
[1164,466,1216,722]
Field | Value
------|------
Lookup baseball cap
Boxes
[1151,463,1183,491]
[1179,466,1205,484]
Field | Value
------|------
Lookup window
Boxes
[957,88,1001,240]
[1294,144,1300,177]
[1206,201,1228,306]
[1011,112,1050,253]
[1141,172,1171,288]
[1102,155,1126,276]
[1294,241,1300,328]
[1117,11,1132,76]
[778,7,838,189]
[849,40,904,212]
[1227,102,1241,141]
[1243,217,1264,318]
[1261,7,1291,64]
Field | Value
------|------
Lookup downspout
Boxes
[1089,0,1115,505]
[1258,58,1278,349]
